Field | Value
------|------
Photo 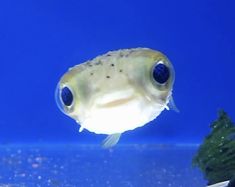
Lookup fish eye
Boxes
[152,62,170,84]
[61,87,73,106]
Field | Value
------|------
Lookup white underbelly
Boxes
[81,98,165,135]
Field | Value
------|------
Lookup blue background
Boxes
[0,0,234,144]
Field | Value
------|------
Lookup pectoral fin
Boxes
[167,96,179,113]
[102,133,121,149]
[79,126,84,132]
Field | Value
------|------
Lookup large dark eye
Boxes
[61,87,73,106]
[153,63,170,84]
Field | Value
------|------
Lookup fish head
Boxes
[55,48,176,134]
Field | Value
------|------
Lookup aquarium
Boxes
[0,0,235,186]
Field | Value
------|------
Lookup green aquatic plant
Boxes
[193,110,235,185]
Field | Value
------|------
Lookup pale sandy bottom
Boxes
[0,144,206,187]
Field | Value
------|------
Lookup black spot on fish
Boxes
[111,64,114,67]
[106,76,110,78]
[119,69,123,72]
[90,73,93,76]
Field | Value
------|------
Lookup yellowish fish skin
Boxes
[56,48,175,135]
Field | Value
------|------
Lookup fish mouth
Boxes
[100,96,136,107]
[96,89,136,108]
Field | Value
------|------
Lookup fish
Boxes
[55,48,177,148]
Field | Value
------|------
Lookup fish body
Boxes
[55,48,176,147]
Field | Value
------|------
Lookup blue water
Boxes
[0,0,235,186]
[1,0,235,143]
[0,144,205,187]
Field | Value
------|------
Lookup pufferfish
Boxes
[55,48,178,148]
